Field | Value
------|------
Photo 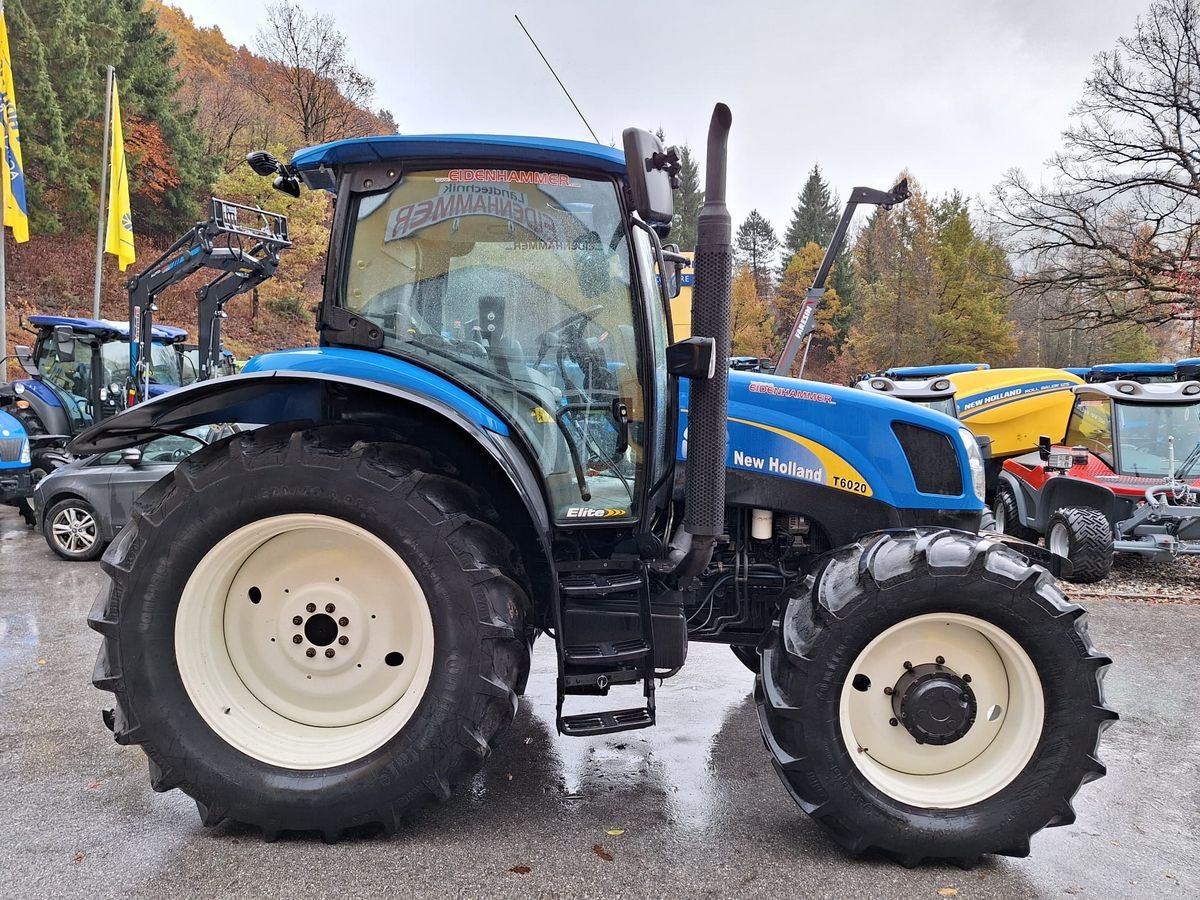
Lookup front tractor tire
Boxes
[1048,507,1114,584]
[758,529,1114,867]
[89,426,530,839]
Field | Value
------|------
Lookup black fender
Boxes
[1036,474,1118,532]
[14,389,71,440]
[69,370,558,610]
[996,469,1037,530]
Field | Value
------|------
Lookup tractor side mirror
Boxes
[53,326,75,363]
[661,243,687,300]
[15,345,38,376]
[120,447,143,466]
[666,337,716,380]
[1038,435,1052,461]
[621,128,676,228]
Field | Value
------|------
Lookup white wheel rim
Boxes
[52,506,97,553]
[1049,523,1070,558]
[838,613,1044,809]
[175,514,435,770]
[993,498,1007,531]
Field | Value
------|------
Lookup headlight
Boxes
[19,438,30,465]
[960,428,986,501]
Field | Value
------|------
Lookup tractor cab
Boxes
[255,134,683,526]
[856,374,959,419]
[1060,380,1200,482]
[9,316,187,437]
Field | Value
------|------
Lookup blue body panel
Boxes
[29,314,188,343]
[1090,362,1173,377]
[12,378,62,408]
[291,135,627,179]
[886,363,989,378]
[1062,367,1092,378]
[677,371,978,511]
[243,347,510,435]
[0,408,28,471]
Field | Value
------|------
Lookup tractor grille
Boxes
[0,437,23,462]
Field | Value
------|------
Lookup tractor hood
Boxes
[677,370,982,513]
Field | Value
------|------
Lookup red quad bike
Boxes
[995,380,1200,583]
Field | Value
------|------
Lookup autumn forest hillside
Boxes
[2,0,393,367]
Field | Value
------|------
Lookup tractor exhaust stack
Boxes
[676,103,732,576]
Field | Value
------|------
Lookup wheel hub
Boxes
[303,612,340,647]
[892,663,977,745]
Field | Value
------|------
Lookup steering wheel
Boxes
[171,448,190,462]
[534,305,604,367]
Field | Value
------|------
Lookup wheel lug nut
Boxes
[883,686,894,696]
[292,616,303,626]
[889,718,898,727]
[902,661,912,670]
[292,635,303,644]
[338,617,349,627]
[935,655,945,665]
[306,648,316,658]
[962,674,972,683]
[338,635,349,645]
[325,603,336,613]
[325,648,335,658]
[306,603,316,613]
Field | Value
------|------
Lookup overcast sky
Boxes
[171,0,1149,234]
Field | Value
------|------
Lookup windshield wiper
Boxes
[1174,437,1200,481]
[403,338,594,501]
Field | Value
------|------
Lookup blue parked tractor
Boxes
[0,405,32,515]
[76,106,1114,866]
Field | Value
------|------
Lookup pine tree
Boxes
[670,144,703,251]
[844,177,1016,371]
[783,165,839,258]
[735,209,779,297]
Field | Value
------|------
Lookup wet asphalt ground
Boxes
[1,505,1197,899]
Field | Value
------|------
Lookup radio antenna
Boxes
[514,14,601,144]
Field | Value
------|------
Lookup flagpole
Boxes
[92,64,114,319]
[0,2,7,378]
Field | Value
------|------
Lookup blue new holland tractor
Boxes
[76,105,1114,865]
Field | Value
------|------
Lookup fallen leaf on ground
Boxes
[937,889,958,898]
[72,852,86,864]
[605,829,625,836]
[592,844,614,861]
[509,865,531,875]
[37,659,47,666]
[85,782,102,791]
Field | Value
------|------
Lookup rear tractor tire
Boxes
[1048,507,1114,584]
[758,529,1115,867]
[89,425,531,839]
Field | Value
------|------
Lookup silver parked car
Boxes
[34,426,236,561]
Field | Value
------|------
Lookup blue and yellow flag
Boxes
[104,79,134,270]
[0,10,30,243]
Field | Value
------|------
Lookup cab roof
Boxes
[1089,362,1174,376]
[29,315,188,343]
[1075,380,1200,404]
[290,135,628,181]
[885,363,989,379]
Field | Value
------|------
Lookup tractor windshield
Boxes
[343,167,651,523]
[1114,402,1200,478]
[915,397,958,418]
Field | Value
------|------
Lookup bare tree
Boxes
[994,0,1200,329]
[253,2,377,145]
